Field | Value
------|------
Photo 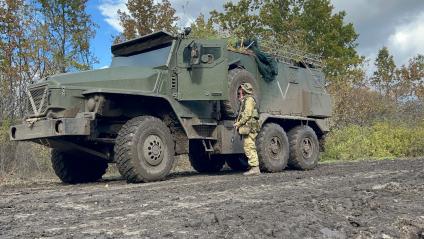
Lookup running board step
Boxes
[202,140,214,152]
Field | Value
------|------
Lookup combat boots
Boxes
[243,166,261,176]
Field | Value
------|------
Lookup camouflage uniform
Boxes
[234,83,260,173]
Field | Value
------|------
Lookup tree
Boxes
[413,56,424,101]
[259,0,307,50]
[37,0,97,73]
[299,0,361,77]
[371,47,397,97]
[0,0,97,119]
[259,0,362,77]
[0,0,48,119]
[367,50,423,123]
[190,14,219,39]
[117,0,178,42]
[210,0,362,79]
[400,55,424,101]
[0,0,24,119]
[210,0,263,39]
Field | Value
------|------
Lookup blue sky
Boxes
[87,0,118,69]
[87,0,424,70]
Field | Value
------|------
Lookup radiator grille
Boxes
[26,85,48,116]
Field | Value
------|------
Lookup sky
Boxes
[87,0,424,70]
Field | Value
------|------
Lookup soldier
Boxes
[234,83,261,176]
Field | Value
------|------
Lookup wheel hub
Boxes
[302,138,313,158]
[143,135,164,166]
[269,136,282,158]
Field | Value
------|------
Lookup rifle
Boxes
[232,100,244,142]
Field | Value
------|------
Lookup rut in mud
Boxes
[0,158,423,238]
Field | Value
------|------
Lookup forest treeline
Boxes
[0,0,423,180]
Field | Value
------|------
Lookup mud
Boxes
[1,159,424,239]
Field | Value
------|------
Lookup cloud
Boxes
[98,0,128,32]
[331,0,424,65]
[170,0,233,26]
[98,0,235,32]
[387,12,424,65]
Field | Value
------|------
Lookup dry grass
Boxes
[172,154,194,172]
[0,142,55,185]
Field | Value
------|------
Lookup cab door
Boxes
[176,39,228,101]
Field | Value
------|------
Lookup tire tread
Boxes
[287,125,319,170]
[114,116,175,183]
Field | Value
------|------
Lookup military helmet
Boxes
[240,83,254,94]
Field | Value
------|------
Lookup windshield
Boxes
[110,44,171,68]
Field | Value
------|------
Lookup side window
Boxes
[183,47,191,64]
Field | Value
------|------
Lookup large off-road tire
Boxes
[222,68,261,118]
[225,154,249,171]
[114,116,175,183]
[188,141,225,173]
[256,123,289,172]
[287,126,320,170]
[51,149,108,184]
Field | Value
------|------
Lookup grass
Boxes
[321,121,424,162]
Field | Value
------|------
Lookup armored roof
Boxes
[111,31,175,57]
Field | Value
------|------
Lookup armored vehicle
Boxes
[10,30,331,184]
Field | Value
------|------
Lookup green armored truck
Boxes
[10,30,332,184]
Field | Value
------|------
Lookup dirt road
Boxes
[1,159,423,239]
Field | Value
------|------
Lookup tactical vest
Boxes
[237,95,260,134]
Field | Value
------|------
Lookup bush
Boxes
[0,120,53,183]
[322,120,424,161]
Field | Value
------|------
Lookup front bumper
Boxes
[9,118,91,141]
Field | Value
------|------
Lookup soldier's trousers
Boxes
[243,132,259,167]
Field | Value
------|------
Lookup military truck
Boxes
[9,29,331,184]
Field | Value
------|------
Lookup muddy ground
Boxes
[0,158,424,239]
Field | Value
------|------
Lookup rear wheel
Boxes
[51,149,108,184]
[188,141,225,173]
[114,116,175,183]
[256,123,289,172]
[288,126,320,170]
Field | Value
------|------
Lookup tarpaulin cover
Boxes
[237,39,278,82]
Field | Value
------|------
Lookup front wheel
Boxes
[114,116,175,183]
[51,149,108,184]
[256,123,289,172]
